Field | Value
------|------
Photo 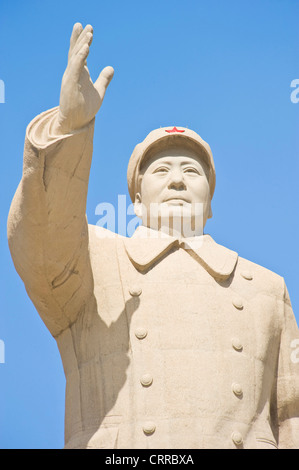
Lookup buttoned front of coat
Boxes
[53,225,298,449]
[7,108,299,449]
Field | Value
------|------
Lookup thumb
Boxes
[94,66,114,99]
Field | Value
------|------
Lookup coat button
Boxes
[140,374,153,387]
[232,383,243,397]
[232,431,243,446]
[143,422,156,435]
[241,271,253,280]
[232,297,243,309]
[232,338,243,351]
[135,327,147,339]
[129,285,142,296]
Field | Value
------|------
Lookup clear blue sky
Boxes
[0,0,298,449]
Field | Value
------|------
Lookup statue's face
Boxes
[134,146,212,236]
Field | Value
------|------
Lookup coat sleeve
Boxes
[276,280,299,448]
[7,107,95,337]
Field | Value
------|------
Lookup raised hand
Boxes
[54,23,114,134]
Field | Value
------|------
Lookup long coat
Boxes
[7,108,299,449]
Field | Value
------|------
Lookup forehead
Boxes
[140,145,208,174]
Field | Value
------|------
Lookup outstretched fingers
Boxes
[70,24,93,58]
[67,24,94,78]
[70,43,91,79]
[65,23,114,99]
[68,23,83,60]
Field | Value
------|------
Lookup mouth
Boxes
[164,197,190,204]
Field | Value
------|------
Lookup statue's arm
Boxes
[7,23,114,337]
[275,280,299,448]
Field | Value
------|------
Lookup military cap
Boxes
[127,126,216,202]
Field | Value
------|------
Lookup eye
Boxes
[153,166,169,174]
[183,167,201,175]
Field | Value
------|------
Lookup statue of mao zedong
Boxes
[7,23,299,449]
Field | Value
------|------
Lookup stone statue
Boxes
[7,23,299,449]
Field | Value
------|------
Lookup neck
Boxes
[144,215,205,239]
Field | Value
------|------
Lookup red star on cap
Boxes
[165,127,185,133]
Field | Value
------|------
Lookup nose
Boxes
[167,169,186,190]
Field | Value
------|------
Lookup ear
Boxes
[134,192,143,218]
[205,197,212,220]
[208,201,213,219]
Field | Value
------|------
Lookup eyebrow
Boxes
[180,161,201,166]
[151,159,202,167]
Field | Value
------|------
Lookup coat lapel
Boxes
[124,226,238,281]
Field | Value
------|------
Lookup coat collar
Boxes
[124,226,238,281]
